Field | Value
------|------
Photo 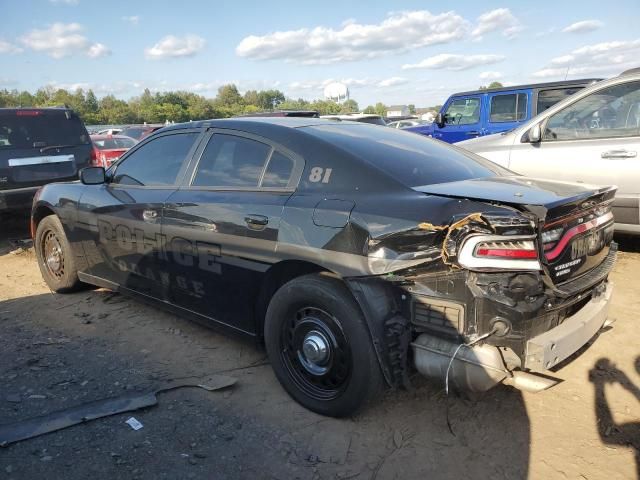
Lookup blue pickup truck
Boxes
[406,79,601,143]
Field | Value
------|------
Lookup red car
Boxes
[119,124,164,141]
[90,134,137,167]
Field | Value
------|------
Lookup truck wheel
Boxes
[35,215,82,293]
[264,273,384,417]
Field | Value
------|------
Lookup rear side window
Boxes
[444,98,481,125]
[112,132,199,186]
[0,110,89,149]
[304,124,509,187]
[192,134,271,187]
[489,93,527,122]
[262,151,293,187]
[537,87,584,113]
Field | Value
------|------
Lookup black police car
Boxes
[0,108,93,212]
[32,118,617,416]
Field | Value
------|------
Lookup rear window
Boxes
[304,124,509,187]
[93,137,136,149]
[0,110,89,149]
[120,127,149,140]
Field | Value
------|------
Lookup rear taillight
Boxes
[544,211,614,260]
[475,240,538,259]
[90,147,106,167]
[458,235,541,271]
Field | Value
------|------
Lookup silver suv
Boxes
[459,69,640,234]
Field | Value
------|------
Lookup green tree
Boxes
[340,99,359,113]
[243,90,259,107]
[363,105,375,114]
[374,102,387,117]
[257,89,285,110]
[408,104,416,114]
[479,81,504,90]
[215,84,244,108]
[309,100,341,115]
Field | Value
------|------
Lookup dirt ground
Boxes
[0,212,638,480]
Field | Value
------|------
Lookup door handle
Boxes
[466,131,480,136]
[245,214,269,229]
[601,149,637,159]
[142,209,158,221]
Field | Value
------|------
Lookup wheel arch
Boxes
[255,260,402,389]
[254,259,329,338]
[31,203,56,239]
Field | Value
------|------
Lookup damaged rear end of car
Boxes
[347,177,617,395]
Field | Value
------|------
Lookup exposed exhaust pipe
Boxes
[503,371,559,393]
[411,334,560,393]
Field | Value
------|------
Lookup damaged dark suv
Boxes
[31,118,616,417]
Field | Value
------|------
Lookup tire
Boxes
[35,215,82,293]
[264,273,384,417]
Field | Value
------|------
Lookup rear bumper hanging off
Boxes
[524,281,613,370]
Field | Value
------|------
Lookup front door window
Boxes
[544,81,640,141]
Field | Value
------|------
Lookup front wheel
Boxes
[35,215,82,293]
[264,273,384,417]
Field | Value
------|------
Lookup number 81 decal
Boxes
[309,167,332,184]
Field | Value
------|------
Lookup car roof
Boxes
[320,114,382,120]
[450,78,602,97]
[121,124,165,129]
[0,107,76,114]
[90,134,134,139]
[159,116,334,133]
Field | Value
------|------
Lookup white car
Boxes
[387,119,425,129]
[320,114,386,126]
[459,69,640,234]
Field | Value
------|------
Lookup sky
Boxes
[1,0,639,107]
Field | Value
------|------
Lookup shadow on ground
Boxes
[590,356,640,479]
[0,285,532,479]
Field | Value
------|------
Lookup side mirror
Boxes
[435,113,445,128]
[80,167,105,185]
[528,123,542,143]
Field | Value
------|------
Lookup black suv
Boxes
[0,107,93,212]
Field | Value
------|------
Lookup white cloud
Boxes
[472,8,523,39]
[533,38,640,78]
[236,10,469,64]
[0,77,18,87]
[87,43,111,58]
[122,16,139,26]
[19,23,109,59]
[535,27,556,38]
[0,40,23,54]
[145,35,205,59]
[479,71,502,80]
[562,20,603,34]
[46,80,146,95]
[377,77,409,88]
[402,53,505,71]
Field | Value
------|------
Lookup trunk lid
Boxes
[414,176,617,284]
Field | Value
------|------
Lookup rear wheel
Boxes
[35,215,82,293]
[264,273,383,417]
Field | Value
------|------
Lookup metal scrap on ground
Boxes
[0,374,237,447]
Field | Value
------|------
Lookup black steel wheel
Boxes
[265,273,383,417]
[35,215,82,293]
